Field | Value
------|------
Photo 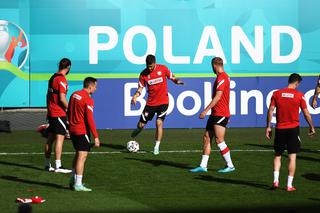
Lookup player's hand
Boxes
[308,127,316,137]
[199,111,206,119]
[131,96,137,106]
[265,127,272,140]
[94,138,100,148]
[176,79,184,85]
[312,98,317,109]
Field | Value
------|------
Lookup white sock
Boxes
[55,160,61,169]
[287,176,294,187]
[217,141,234,168]
[154,141,160,149]
[273,171,280,183]
[200,155,209,168]
[45,158,51,167]
[75,175,83,186]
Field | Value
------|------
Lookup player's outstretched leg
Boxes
[215,125,235,173]
[190,131,212,173]
[131,122,145,139]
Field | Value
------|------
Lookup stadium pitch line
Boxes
[0,149,319,156]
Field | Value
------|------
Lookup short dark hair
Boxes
[146,54,156,65]
[288,73,302,84]
[58,58,71,70]
[83,77,97,88]
[211,57,223,67]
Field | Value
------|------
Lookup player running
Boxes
[131,54,184,155]
[311,74,320,109]
[68,77,101,192]
[190,57,235,173]
[44,58,72,173]
[266,73,315,191]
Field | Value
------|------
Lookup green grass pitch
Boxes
[0,128,319,213]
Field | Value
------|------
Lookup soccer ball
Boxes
[127,141,139,153]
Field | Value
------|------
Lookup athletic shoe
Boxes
[153,147,159,155]
[287,186,296,192]
[55,166,72,174]
[190,166,208,173]
[45,166,55,172]
[272,181,279,189]
[217,166,235,173]
[74,184,92,192]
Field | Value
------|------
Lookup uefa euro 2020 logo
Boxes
[0,20,29,69]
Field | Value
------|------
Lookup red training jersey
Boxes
[47,73,68,117]
[68,89,99,138]
[270,88,307,129]
[138,64,174,106]
[211,72,230,117]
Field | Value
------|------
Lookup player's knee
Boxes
[203,134,211,143]
[156,119,163,128]
[215,137,224,144]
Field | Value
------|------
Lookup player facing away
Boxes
[311,74,320,109]
[68,77,101,192]
[266,73,315,191]
[44,58,72,173]
[131,54,184,155]
[190,57,235,173]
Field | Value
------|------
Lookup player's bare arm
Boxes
[59,93,68,110]
[265,105,275,139]
[199,91,223,119]
[171,76,184,85]
[131,86,143,106]
[312,76,320,109]
[302,108,316,136]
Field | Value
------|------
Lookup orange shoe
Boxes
[287,186,296,192]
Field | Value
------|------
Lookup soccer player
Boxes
[131,54,184,155]
[266,73,315,191]
[312,74,320,109]
[190,57,235,173]
[68,77,100,192]
[44,58,72,173]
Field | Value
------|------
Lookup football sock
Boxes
[200,155,209,168]
[154,141,160,149]
[55,160,61,169]
[287,176,294,187]
[45,158,51,167]
[131,127,142,138]
[273,171,280,183]
[75,175,83,186]
[217,141,234,168]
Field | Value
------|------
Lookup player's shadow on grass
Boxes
[196,175,271,190]
[100,143,126,150]
[0,175,69,190]
[124,157,193,169]
[0,160,43,171]
[302,173,320,181]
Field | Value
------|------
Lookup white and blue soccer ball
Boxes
[127,141,140,153]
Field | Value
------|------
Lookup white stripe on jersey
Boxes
[60,82,66,90]
[139,81,144,88]
[87,105,93,112]
[216,79,225,89]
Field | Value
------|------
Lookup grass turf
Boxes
[0,128,319,213]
